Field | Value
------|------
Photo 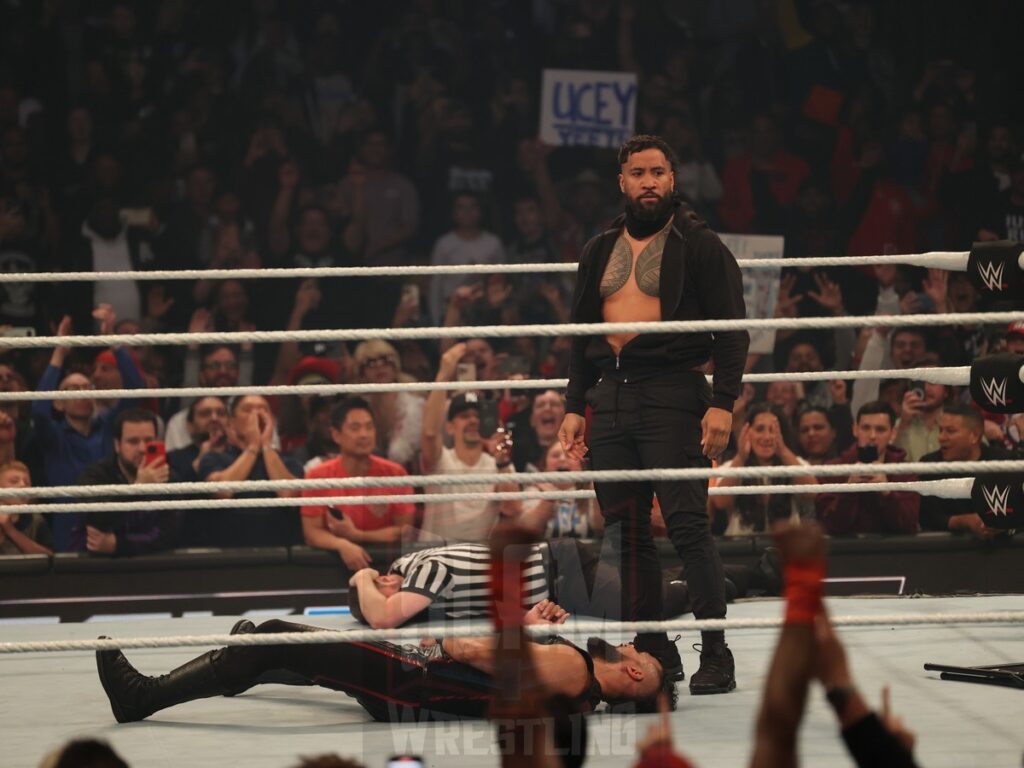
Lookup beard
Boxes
[623,192,674,238]
[587,637,623,663]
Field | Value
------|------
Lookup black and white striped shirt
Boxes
[390,543,549,618]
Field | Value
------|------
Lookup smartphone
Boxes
[143,441,166,466]
[455,362,476,382]
[119,207,153,227]
[401,283,420,307]
[856,444,878,463]
[908,380,926,400]
[387,758,423,768]
[1,327,35,337]
[479,399,499,438]
[498,355,530,376]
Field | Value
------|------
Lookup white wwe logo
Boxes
[977,260,1006,291]
[982,484,1011,516]
[981,377,1008,407]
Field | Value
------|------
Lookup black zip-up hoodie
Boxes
[565,201,749,415]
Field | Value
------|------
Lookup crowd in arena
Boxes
[1,0,1022,561]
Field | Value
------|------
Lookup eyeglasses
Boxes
[202,361,239,371]
[360,355,394,369]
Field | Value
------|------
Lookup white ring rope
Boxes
[0,366,974,403]
[12,479,976,515]
[1,312,1021,350]
[1,462,1019,501]
[2,611,1022,655]
[0,251,981,284]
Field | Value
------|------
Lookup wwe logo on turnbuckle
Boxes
[982,484,1012,516]
[981,376,1009,407]
[977,260,1006,291]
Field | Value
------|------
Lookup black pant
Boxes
[585,370,726,622]
[212,620,492,721]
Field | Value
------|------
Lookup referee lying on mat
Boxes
[348,539,780,629]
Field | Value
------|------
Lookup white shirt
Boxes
[84,223,141,321]
[428,230,504,325]
[419,447,511,542]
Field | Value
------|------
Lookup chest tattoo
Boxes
[599,236,633,298]
[635,229,667,297]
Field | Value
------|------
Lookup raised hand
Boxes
[807,272,845,315]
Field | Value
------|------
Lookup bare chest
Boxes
[599,229,667,301]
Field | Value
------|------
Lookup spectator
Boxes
[77,408,177,557]
[420,343,519,542]
[31,306,144,551]
[428,192,503,326]
[63,195,157,326]
[0,461,51,555]
[277,355,341,455]
[815,401,919,536]
[764,380,804,427]
[719,113,810,234]
[978,162,1024,242]
[796,406,843,464]
[165,343,249,451]
[710,404,817,535]
[519,440,601,539]
[287,395,340,471]
[197,395,302,547]
[300,398,416,569]
[893,378,948,461]
[851,326,930,418]
[352,340,424,469]
[512,388,566,472]
[338,130,419,268]
[919,404,1014,538]
[166,396,229,482]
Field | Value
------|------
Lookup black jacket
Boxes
[565,203,749,415]
[919,443,1015,531]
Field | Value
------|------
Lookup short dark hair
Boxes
[113,407,158,439]
[798,405,835,429]
[856,400,896,427]
[890,327,927,345]
[48,738,130,768]
[604,674,678,714]
[199,344,240,364]
[617,134,679,169]
[942,402,984,432]
[348,583,367,625]
[330,397,374,430]
[187,395,227,423]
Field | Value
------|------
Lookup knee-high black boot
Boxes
[96,640,232,723]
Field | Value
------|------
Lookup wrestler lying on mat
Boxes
[348,539,781,629]
[95,613,672,724]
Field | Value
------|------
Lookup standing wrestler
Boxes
[558,135,749,694]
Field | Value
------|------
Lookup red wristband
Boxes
[783,557,826,625]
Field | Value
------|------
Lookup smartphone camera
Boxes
[908,380,926,400]
[856,444,878,463]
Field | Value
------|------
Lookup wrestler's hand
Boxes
[524,599,570,625]
[701,407,732,459]
[348,567,379,587]
[558,413,588,461]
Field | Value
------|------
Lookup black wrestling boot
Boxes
[634,633,684,682]
[688,642,736,695]
[96,639,230,723]
[230,619,256,635]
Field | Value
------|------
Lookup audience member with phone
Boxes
[815,402,920,536]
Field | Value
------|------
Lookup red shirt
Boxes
[301,455,416,531]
